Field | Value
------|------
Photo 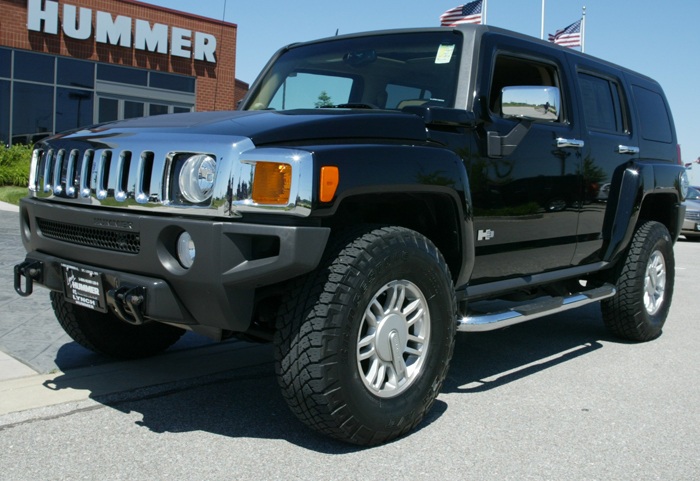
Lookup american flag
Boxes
[548,19,582,48]
[440,0,483,26]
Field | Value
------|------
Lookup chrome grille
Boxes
[27,132,311,218]
[30,147,156,205]
[685,211,700,221]
[37,218,140,253]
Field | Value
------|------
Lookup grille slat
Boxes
[37,219,140,254]
[685,211,700,221]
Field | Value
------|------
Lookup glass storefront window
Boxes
[14,51,54,84]
[124,101,144,119]
[56,88,94,133]
[12,82,54,144]
[0,80,10,145]
[150,72,196,93]
[58,59,95,89]
[97,64,147,86]
[98,98,119,123]
[0,48,197,144]
[149,104,168,116]
[0,48,10,78]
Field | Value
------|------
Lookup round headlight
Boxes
[681,170,690,201]
[179,154,216,204]
[177,231,196,268]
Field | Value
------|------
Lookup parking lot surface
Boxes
[1,203,698,479]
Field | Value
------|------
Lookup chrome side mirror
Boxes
[501,86,560,121]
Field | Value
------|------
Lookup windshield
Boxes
[688,186,700,201]
[245,31,463,111]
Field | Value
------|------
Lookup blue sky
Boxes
[148,0,700,181]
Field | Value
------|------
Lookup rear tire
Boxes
[274,226,456,446]
[601,221,675,341]
[51,292,186,359]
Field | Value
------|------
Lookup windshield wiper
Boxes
[321,103,380,110]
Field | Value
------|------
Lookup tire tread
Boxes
[274,226,456,445]
[601,221,674,342]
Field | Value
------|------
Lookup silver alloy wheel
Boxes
[356,280,430,398]
[644,249,666,315]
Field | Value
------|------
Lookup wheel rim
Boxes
[644,250,666,315]
[356,280,430,398]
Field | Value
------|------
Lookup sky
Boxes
[147,0,700,183]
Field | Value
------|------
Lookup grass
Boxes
[0,186,28,206]
[0,143,32,186]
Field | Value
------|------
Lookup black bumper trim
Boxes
[19,198,331,331]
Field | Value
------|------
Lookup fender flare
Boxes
[309,143,475,285]
[602,161,684,263]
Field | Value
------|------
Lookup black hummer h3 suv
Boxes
[14,25,689,445]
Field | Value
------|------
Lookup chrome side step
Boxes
[457,284,616,332]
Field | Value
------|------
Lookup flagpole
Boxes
[541,0,545,40]
[581,6,586,53]
[483,0,488,25]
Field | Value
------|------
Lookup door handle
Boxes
[617,145,640,155]
[556,138,584,148]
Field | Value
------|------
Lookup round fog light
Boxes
[177,231,196,268]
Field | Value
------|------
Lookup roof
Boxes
[288,24,657,85]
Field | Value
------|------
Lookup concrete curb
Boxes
[0,340,272,417]
[0,348,39,382]
[0,200,19,212]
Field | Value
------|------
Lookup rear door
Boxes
[567,56,639,265]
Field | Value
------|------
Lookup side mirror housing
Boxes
[501,86,560,121]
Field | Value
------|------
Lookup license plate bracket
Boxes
[62,264,107,313]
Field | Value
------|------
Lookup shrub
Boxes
[0,143,33,186]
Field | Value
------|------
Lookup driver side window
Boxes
[489,55,561,120]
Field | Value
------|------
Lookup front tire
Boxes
[274,226,456,446]
[601,221,675,341]
[51,292,186,359]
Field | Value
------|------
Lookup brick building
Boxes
[0,0,248,145]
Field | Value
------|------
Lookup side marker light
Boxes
[320,166,339,202]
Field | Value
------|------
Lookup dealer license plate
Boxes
[62,264,107,312]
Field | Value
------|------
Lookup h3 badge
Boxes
[478,229,495,241]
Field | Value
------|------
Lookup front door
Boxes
[468,34,584,282]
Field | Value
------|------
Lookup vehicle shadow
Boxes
[443,303,620,393]
[43,303,617,452]
[44,341,448,453]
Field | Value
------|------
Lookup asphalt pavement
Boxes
[0,200,698,479]
[0,206,227,376]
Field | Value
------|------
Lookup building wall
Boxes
[0,0,245,110]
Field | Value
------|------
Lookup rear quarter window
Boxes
[632,85,673,143]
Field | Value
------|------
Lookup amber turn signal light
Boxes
[320,166,339,202]
[252,162,292,205]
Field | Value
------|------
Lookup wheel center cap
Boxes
[375,313,408,361]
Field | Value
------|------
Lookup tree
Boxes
[315,91,333,108]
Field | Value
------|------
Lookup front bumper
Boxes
[18,198,330,331]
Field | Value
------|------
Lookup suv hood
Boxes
[53,109,429,146]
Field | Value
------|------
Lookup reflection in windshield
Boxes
[245,32,463,111]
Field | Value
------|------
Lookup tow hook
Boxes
[14,260,43,297]
[107,285,147,325]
